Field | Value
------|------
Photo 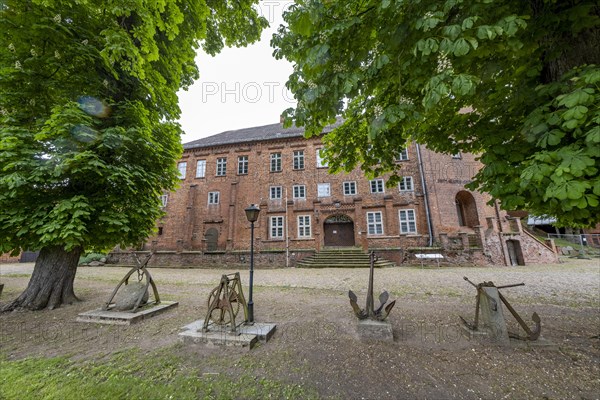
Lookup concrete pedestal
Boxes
[76,301,178,325]
[179,319,277,350]
[356,319,394,341]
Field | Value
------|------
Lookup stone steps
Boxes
[297,247,396,268]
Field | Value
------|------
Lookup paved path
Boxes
[0,263,34,275]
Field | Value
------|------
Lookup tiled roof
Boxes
[183,119,342,150]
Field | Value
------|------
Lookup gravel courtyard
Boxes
[1,258,599,399]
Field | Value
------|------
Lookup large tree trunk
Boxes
[1,245,82,312]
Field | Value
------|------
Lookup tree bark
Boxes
[1,245,82,312]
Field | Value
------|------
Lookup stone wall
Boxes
[107,250,315,268]
[518,230,559,264]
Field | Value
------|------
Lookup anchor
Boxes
[103,251,160,313]
[460,276,541,341]
[202,272,248,333]
[349,252,396,321]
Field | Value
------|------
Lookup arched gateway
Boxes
[323,214,355,247]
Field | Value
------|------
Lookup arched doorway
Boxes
[455,191,480,228]
[324,214,355,247]
[204,228,219,251]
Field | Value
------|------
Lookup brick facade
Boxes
[0,252,20,263]
[134,121,558,267]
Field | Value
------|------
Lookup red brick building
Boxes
[118,121,557,267]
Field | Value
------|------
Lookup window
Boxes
[196,160,206,178]
[317,183,331,197]
[270,152,282,172]
[208,191,220,205]
[399,176,414,192]
[293,150,305,170]
[216,158,227,176]
[316,149,327,168]
[177,162,187,179]
[367,212,384,235]
[298,215,311,238]
[159,194,168,208]
[270,186,282,200]
[370,179,385,193]
[270,216,284,239]
[396,148,409,161]
[343,181,357,196]
[452,153,462,159]
[238,156,248,175]
[399,209,417,234]
[158,227,163,236]
[293,184,306,199]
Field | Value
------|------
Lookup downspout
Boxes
[285,187,290,268]
[416,144,434,246]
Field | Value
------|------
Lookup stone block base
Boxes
[76,301,178,325]
[179,320,277,350]
[356,319,394,341]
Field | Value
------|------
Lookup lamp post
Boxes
[244,204,260,323]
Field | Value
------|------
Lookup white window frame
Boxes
[293,184,306,200]
[270,186,283,200]
[293,150,305,170]
[399,209,417,234]
[399,176,414,192]
[270,216,284,239]
[177,161,187,179]
[316,148,327,168]
[270,152,282,172]
[196,160,206,178]
[396,148,409,161]
[297,215,311,238]
[343,181,357,196]
[216,158,227,176]
[317,183,331,197]
[159,194,168,208]
[208,191,220,205]
[367,211,384,235]
[238,155,248,175]
[370,179,385,193]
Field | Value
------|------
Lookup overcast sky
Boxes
[177,3,294,144]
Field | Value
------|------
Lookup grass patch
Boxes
[0,348,317,400]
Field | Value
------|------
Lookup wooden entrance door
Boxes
[204,228,219,251]
[506,240,525,265]
[324,215,355,247]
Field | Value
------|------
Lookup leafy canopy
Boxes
[272,0,599,227]
[0,0,267,253]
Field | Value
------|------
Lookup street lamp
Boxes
[244,204,260,323]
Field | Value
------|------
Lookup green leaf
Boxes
[442,25,461,40]
[562,105,588,121]
[453,38,470,56]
